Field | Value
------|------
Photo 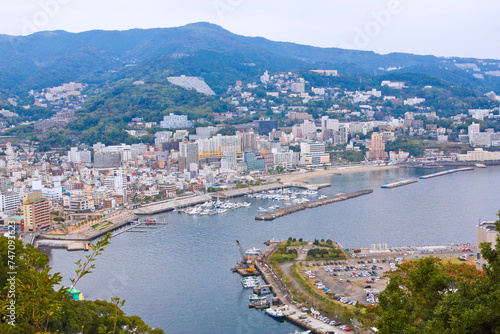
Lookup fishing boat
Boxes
[144,217,156,225]
[249,294,267,303]
[249,300,270,309]
[264,308,284,318]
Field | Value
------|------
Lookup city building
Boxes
[221,151,237,171]
[477,221,498,267]
[23,191,50,232]
[456,148,500,162]
[0,191,21,215]
[300,142,330,166]
[309,70,338,76]
[258,120,279,136]
[68,147,92,163]
[243,151,266,171]
[160,113,193,129]
[154,131,173,147]
[290,82,305,94]
[94,152,121,168]
[179,142,200,167]
[367,133,385,161]
[197,134,241,159]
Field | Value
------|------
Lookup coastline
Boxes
[278,165,399,183]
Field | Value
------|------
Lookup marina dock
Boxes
[255,189,373,221]
[212,182,331,199]
[420,167,474,179]
[381,179,418,188]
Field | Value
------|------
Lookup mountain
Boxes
[1,22,500,94]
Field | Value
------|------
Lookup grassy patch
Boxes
[98,222,113,231]
[268,243,298,264]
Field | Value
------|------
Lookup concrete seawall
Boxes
[255,189,373,221]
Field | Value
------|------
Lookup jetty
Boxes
[133,194,212,215]
[255,189,373,221]
[420,167,474,179]
[381,179,418,189]
[212,182,331,200]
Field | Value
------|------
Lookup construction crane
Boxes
[235,240,257,274]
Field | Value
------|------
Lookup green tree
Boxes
[374,212,500,333]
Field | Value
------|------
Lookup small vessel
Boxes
[249,300,270,309]
[249,294,267,303]
[245,247,262,256]
[264,308,284,318]
[145,217,156,225]
[257,207,267,212]
[475,163,486,168]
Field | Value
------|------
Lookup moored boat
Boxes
[264,308,284,318]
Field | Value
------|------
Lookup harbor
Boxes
[419,167,474,179]
[243,242,344,334]
[380,179,418,188]
[46,166,500,334]
[255,189,373,221]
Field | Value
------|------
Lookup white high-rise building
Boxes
[160,113,193,129]
[104,170,128,198]
[221,151,237,171]
[68,147,91,163]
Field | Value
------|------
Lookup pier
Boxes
[420,167,474,179]
[211,182,331,200]
[255,189,373,221]
[381,179,418,188]
[133,194,212,215]
[254,242,340,334]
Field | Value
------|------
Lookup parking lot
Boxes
[300,258,395,306]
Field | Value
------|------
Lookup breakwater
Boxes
[381,179,418,188]
[420,167,474,179]
[255,189,373,221]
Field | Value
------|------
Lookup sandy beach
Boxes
[277,165,399,183]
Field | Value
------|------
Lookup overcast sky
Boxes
[1,0,498,59]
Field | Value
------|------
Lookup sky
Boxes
[0,0,499,59]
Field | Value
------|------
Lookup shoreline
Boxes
[277,164,399,183]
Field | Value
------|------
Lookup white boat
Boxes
[245,247,262,256]
[264,308,284,318]
[241,202,251,207]
[257,207,267,212]
[249,294,267,302]
[319,195,327,199]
